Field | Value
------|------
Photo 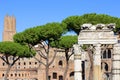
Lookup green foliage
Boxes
[38,22,67,42]
[13,32,26,45]
[50,35,77,49]
[0,42,35,58]
[62,13,120,34]
[81,44,87,50]
[14,22,67,45]
[14,26,43,45]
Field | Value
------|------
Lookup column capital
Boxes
[114,43,120,47]
[73,44,82,55]
[94,43,101,47]
[74,54,81,59]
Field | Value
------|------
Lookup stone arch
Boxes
[108,49,111,58]
[102,48,112,59]
[104,63,109,71]
[53,72,57,79]
[103,50,107,58]
[59,75,63,80]
[2,73,4,77]
[58,60,63,67]
[102,62,109,71]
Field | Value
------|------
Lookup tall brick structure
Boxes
[3,15,16,41]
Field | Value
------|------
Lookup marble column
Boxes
[93,44,101,80]
[73,44,82,80]
[112,44,120,80]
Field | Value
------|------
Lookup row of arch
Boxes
[2,73,29,77]
[48,72,74,80]
[101,49,112,59]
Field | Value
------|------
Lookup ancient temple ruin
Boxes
[74,23,120,80]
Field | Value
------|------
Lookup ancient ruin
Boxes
[1,15,120,80]
[74,23,120,80]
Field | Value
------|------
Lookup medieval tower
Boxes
[2,15,16,41]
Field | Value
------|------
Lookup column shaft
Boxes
[112,44,120,80]
[73,44,82,80]
[93,44,101,80]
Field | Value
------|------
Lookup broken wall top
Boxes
[78,23,117,44]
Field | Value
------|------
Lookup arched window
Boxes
[3,63,5,66]
[59,75,63,80]
[2,74,4,77]
[53,72,57,79]
[29,62,31,65]
[70,72,74,77]
[24,62,26,65]
[108,49,111,58]
[101,62,109,72]
[48,76,51,80]
[35,62,37,65]
[58,60,63,66]
[15,73,17,77]
[70,72,74,80]
[18,62,20,65]
[11,74,13,77]
[103,50,107,58]
[19,74,21,77]
[104,63,109,71]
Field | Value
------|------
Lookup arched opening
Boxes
[24,62,26,65]
[2,74,4,77]
[82,61,85,80]
[53,72,57,79]
[104,63,109,71]
[103,50,106,58]
[108,49,111,58]
[101,62,109,72]
[11,74,13,77]
[48,75,51,80]
[19,74,21,77]
[15,73,17,77]
[59,75,63,80]
[3,63,5,66]
[58,60,63,66]
[70,72,74,80]
[70,72,74,77]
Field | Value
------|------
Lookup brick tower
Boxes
[2,15,16,41]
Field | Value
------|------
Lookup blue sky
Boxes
[0,0,120,41]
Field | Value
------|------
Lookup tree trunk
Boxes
[45,65,49,80]
[87,49,93,80]
[63,49,69,80]
[63,63,69,80]
[4,65,12,80]
[45,56,49,80]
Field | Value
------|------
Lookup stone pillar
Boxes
[112,44,120,80]
[73,44,82,80]
[93,44,101,80]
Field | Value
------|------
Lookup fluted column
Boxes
[112,44,120,80]
[93,44,101,80]
[73,44,82,80]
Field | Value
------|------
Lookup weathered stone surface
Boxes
[74,23,119,80]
